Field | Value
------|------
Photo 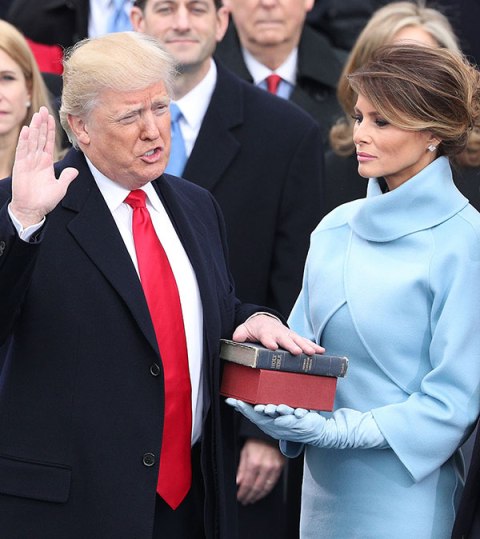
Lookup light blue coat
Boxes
[288,157,480,538]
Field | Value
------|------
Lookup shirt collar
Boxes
[85,156,163,213]
[241,47,298,86]
[173,58,217,132]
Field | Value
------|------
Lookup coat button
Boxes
[143,453,156,467]
[0,241,5,255]
[150,363,160,377]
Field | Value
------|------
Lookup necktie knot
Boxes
[266,74,282,94]
[125,189,146,209]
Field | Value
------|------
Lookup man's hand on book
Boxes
[232,313,324,356]
[226,400,387,450]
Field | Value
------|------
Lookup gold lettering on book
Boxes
[302,357,313,372]
[271,354,283,369]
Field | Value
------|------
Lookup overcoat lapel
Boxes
[58,150,159,354]
[57,150,223,367]
[183,66,242,191]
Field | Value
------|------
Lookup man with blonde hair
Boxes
[216,0,344,146]
[0,31,321,538]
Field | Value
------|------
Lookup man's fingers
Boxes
[58,167,79,188]
[26,112,42,155]
[44,112,57,156]
[231,323,249,342]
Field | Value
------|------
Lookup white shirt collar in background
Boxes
[171,58,217,156]
[88,0,134,37]
[242,46,298,87]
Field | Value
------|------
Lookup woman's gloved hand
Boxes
[226,399,388,450]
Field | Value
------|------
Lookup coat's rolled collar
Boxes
[349,156,468,242]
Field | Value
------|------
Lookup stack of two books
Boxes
[219,339,348,411]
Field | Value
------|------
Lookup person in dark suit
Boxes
[0,0,12,18]
[6,0,89,49]
[6,0,134,49]
[214,0,343,147]
[306,0,389,53]
[0,31,322,538]
[452,424,480,538]
[130,2,324,537]
[433,0,480,65]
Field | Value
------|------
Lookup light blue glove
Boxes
[225,398,388,450]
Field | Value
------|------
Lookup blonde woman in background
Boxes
[324,0,480,213]
[0,19,63,179]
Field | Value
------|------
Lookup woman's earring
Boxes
[25,100,31,108]
[427,144,437,152]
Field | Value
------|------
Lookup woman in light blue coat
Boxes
[228,44,480,539]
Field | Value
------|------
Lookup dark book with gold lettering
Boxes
[220,340,348,411]
[219,339,348,378]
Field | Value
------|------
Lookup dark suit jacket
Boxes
[324,150,368,213]
[215,24,344,147]
[0,0,12,18]
[0,148,268,538]
[452,424,480,538]
[452,165,480,212]
[6,0,89,48]
[306,0,387,52]
[435,0,480,65]
[184,64,325,320]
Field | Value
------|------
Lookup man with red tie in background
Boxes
[0,31,321,538]
[215,0,344,147]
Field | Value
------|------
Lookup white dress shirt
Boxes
[171,59,217,156]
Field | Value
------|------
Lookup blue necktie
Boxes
[165,103,187,177]
[107,0,132,33]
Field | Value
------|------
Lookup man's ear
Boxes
[216,6,230,43]
[130,6,145,32]
[68,114,90,146]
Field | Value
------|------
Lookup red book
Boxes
[220,362,337,411]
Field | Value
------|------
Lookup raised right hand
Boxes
[9,106,78,228]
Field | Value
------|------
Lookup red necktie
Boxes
[266,74,282,94]
[125,189,192,510]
